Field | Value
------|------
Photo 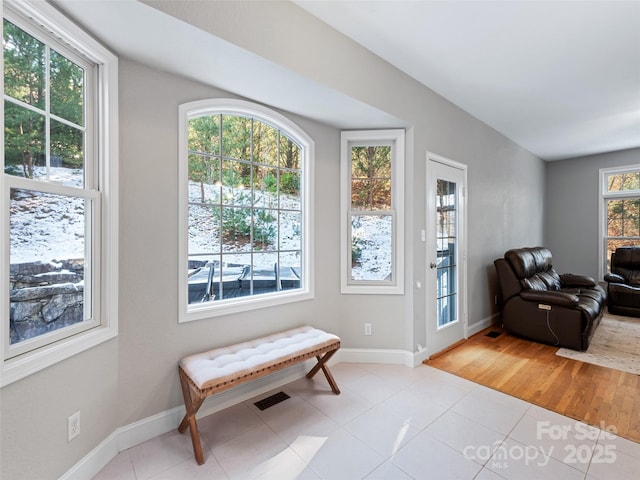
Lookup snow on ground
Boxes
[10,167,390,278]
[10,167,85,264]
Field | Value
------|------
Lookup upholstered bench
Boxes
[177,325,341,464]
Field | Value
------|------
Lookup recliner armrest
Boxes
[520,290,579,307]
[560,273,596,288]
[604,273,625,284]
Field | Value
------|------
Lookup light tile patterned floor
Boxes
[94,363,640,480]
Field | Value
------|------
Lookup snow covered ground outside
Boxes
[10,167,391,279]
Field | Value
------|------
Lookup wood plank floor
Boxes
[425,326,640,444]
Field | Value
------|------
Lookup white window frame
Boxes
[599,164,640,279]
[340,129,405,294]
[178,99,314,322]
[1,0,118,387]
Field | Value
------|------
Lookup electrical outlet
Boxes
[68,411,80,442]
[364,323,372,336]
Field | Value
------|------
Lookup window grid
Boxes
[3,14,97,357]
[601,166,640,275]
[1,0,118,387]
[340,130,405,294]
[181,100,311,320]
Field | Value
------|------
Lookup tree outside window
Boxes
[601,167,640,274]
[2,0,118,387]
[341,130,405,294]
[179,100,313,321]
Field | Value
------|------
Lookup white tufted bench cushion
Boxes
[177,325,340,465]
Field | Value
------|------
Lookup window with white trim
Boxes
[179,99,313,322]
[600,165,640,276]
[1,0,118,386]
[340,130,405,294]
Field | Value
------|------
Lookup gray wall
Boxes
[545,147,640,279]
[116,60,345,426]
[1,3,547,478]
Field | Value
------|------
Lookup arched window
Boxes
[178,99,314,321]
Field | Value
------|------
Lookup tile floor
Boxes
[94,363,640,480]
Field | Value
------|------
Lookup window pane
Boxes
[279,252,302,290]
[221,255,251,299]
[187,259,216,304]
[351,178,391,210]
[249,252,279,296]
[9,188,87,344]
[280,211,301,251]
[222,159,251,206]
[351,145,392,210]
[50,119,84,186]
[253,166,278,208]
[3,19,46,109]
[189,115,220,155]
[253,209,277,251]
[351,214,393,281]
[254,120,278,166]
[280,170,300,200]
[222,115,251,160]
[221,206,251,247]
[280,134,300,170]
[607,172,640,192]
[351,146,391,179]
[4,100,45,179]
[189,153,221,204]
[607,199,640,236]
[50,49,84,126]
[188,204,220,255]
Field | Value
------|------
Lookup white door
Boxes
[426,153,467,356]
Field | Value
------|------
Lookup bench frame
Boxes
[178,337,340,465]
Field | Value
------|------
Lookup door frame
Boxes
[425,151,468,356]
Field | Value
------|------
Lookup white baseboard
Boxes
[59,362,312,480]
[58,346,440,480]
[468,313,500,337]
[339,347,429,367]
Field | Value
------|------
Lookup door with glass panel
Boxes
[426,154,467,356]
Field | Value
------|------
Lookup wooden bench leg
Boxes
[178,368,206,465]
[306,348,340,394]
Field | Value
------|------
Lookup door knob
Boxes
[429,262,437,269]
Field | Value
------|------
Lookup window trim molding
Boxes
[340,129,405,295]
[598,164,640,280]
[1,0,119,387]
[178,98,314,323]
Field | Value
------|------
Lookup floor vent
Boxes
[485,331,503,338]
[254,391,290,410]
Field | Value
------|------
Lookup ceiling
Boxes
[52,0,640,161]
[296,0,640,161]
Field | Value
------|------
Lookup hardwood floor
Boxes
[425,326,640,444]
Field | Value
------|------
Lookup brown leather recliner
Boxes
[604,246,640,317]
[494,247,606,351]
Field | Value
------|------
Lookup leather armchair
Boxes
[604,246,640,317]
[494,247,606,351]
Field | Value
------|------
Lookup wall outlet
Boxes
[68,411,80,442]
[364,323,372,336]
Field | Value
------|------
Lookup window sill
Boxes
[179,288,315,323]
[1,323,117,387]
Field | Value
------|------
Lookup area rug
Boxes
[556,313,640,375]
